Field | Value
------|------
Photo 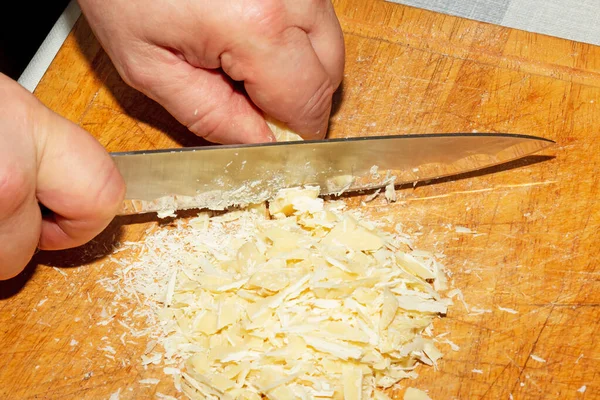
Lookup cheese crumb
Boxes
[454,226,474,234]
[266,117,303,142]
[157,209,177,219]
[139,378,160,385]
[530,354,546,363]
[384,182,397,203]
[404,387,432,400]
[577,385,587,393]
[370,165,380,178]
[364,188,381,202]
[156,394,178,400]
[108,389,121,400]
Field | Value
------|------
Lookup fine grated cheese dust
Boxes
[100,186,455,399]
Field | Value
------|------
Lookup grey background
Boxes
[386,0,600,46]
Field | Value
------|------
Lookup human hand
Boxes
[0,73,125,279]
[77,0,345,144]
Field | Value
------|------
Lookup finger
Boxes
[226,28,334,140]
[122,48,276,145]
[285,0,345,89]
[32,97,126,250]
[0,82,41,278]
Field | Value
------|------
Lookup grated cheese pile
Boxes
[104,186,454,399]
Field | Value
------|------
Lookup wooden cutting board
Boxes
[1,0,598,399]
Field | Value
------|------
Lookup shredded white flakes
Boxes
[497,306,519,314]
[163,367,180,375]
[384,182,397,203]
[530,355,546,363]
[469,307,492,316]
[446,288,469,312]
[108,388,121,400]
[99,186,456,399]
[141,352,163,366]
[139,378,160,385]
[100,345,116,355]
[364,188,381,203]
[577,385,587,393]
[440,339,460,351]
[454,226,474,234]
[157,209,177,219]
[471,369,483,374]
[52,267,67,277]
[370,165,380,178]
[156,393,179,400]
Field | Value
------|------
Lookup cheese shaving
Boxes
[404,388,432,400]
[266,117,303,142]
[497,306,519,314]
[384,182,397,203]
[157,209,177,219]
[454,226,474,234]
[139,378,160,385]
[108,389,121,400]
[530,355,546,363]
[100,186,455,399]
[156,394,178,400]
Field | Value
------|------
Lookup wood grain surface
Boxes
[1,0,598,399]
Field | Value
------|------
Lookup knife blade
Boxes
[111,133,554,215]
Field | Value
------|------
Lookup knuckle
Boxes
[220,52,246,82]
[118,57,153,90]
[300,78,334,123]
[61,155,126,223]
[187,106,225,143]
[92,159,126,218]
[241,0,287,36]
[185,89,246,143]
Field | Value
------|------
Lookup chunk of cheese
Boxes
[266,117,303,142]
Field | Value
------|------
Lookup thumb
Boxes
[35,98,126,251]
[0,75,125,279]
[0,77,39,278]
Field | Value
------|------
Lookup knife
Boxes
[110,133,554,216]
